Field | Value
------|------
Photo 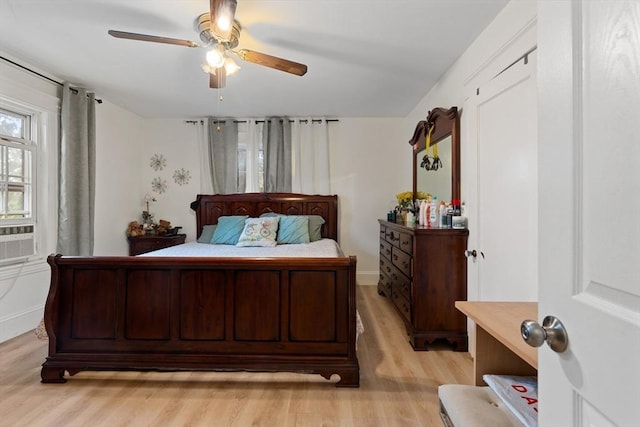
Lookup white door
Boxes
[462,43,538,356]
[471,50,538,302]
[537,1,640,425]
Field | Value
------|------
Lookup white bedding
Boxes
[139,238,344,258]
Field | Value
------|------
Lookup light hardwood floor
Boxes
[0,286,472,427]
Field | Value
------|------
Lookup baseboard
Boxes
[0,304,42,343]
[357,271,378,286]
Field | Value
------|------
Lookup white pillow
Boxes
[236,217,280,247]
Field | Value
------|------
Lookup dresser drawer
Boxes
[378,270,392,297]
[385,228,401,247]
[392,246,412,278]
[398,232,413,255]
[395,275,411,300]
[380,239,392,260]
[380,224,387,240]
[380,254,395,278]
[392,288,411,323]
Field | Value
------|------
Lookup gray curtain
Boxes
[57,83,96,256]
[208,117,239,194]
[263,117,292,192]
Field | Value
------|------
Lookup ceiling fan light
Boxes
[224,57,240,75]
[206,46,226,68]
[211,0,237,41]
[216,16,232,32]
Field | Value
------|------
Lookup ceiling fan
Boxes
[108,0,308,89]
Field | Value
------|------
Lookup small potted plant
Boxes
[396,191,430,222]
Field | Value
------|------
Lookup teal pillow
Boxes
[211,216,248,245]
[236,216,280,247]
[197,224,217,243]
[277,215,310,244]
[260,213,325,242]
[307,215,325,242]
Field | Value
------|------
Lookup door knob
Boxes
[464,250,484,259]
[521,316,568,353]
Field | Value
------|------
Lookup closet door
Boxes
[466,49,538,302]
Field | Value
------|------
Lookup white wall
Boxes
[329,118,407,284]
[93,101,146,255]
[138,119,203,240]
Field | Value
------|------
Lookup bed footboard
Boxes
[42,254,359,387]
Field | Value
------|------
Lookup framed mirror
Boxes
[409,106,460,205]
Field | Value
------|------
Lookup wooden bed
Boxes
[41,193,359,387]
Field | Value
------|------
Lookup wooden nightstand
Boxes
[127,234,186,255]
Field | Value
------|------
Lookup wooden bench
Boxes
[437,302,538,425]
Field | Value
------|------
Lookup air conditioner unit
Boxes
[0,224,35,263]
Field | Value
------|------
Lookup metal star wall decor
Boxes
[173,168,191,186]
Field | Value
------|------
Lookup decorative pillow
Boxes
[197,224,217,243]
[236,216,280,247]
[277,215,310,244]
[307,215,326,242]
[211,216,248,245]
[260,213,325,242]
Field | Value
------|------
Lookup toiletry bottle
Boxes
[406,210,414,224]
[439,202,446,228]
[446,203,453,228]
[452,199,461,216]
[429,196,438,227]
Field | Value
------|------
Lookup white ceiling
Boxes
[0,0,508,118]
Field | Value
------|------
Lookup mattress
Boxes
[139,239,344,258]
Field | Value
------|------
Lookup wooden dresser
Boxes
[127,234,186,255]
[378,219,469,350]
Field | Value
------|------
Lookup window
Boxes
[237,121,264,192]
[0,108,34,221]
[0,104,37,263]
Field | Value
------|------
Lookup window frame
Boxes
[1,106,36,223]
[237,121,264,192]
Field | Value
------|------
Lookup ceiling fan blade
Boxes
[209,67,227,89]
[210,0,237,42]
[236,49,308,76]
[108,30,199,48]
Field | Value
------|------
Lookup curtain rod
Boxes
[185,119,339,124]
[1,55,103,104]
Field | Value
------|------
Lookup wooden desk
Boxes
[455,301,538,386]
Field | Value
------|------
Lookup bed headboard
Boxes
[191,193,339,241]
